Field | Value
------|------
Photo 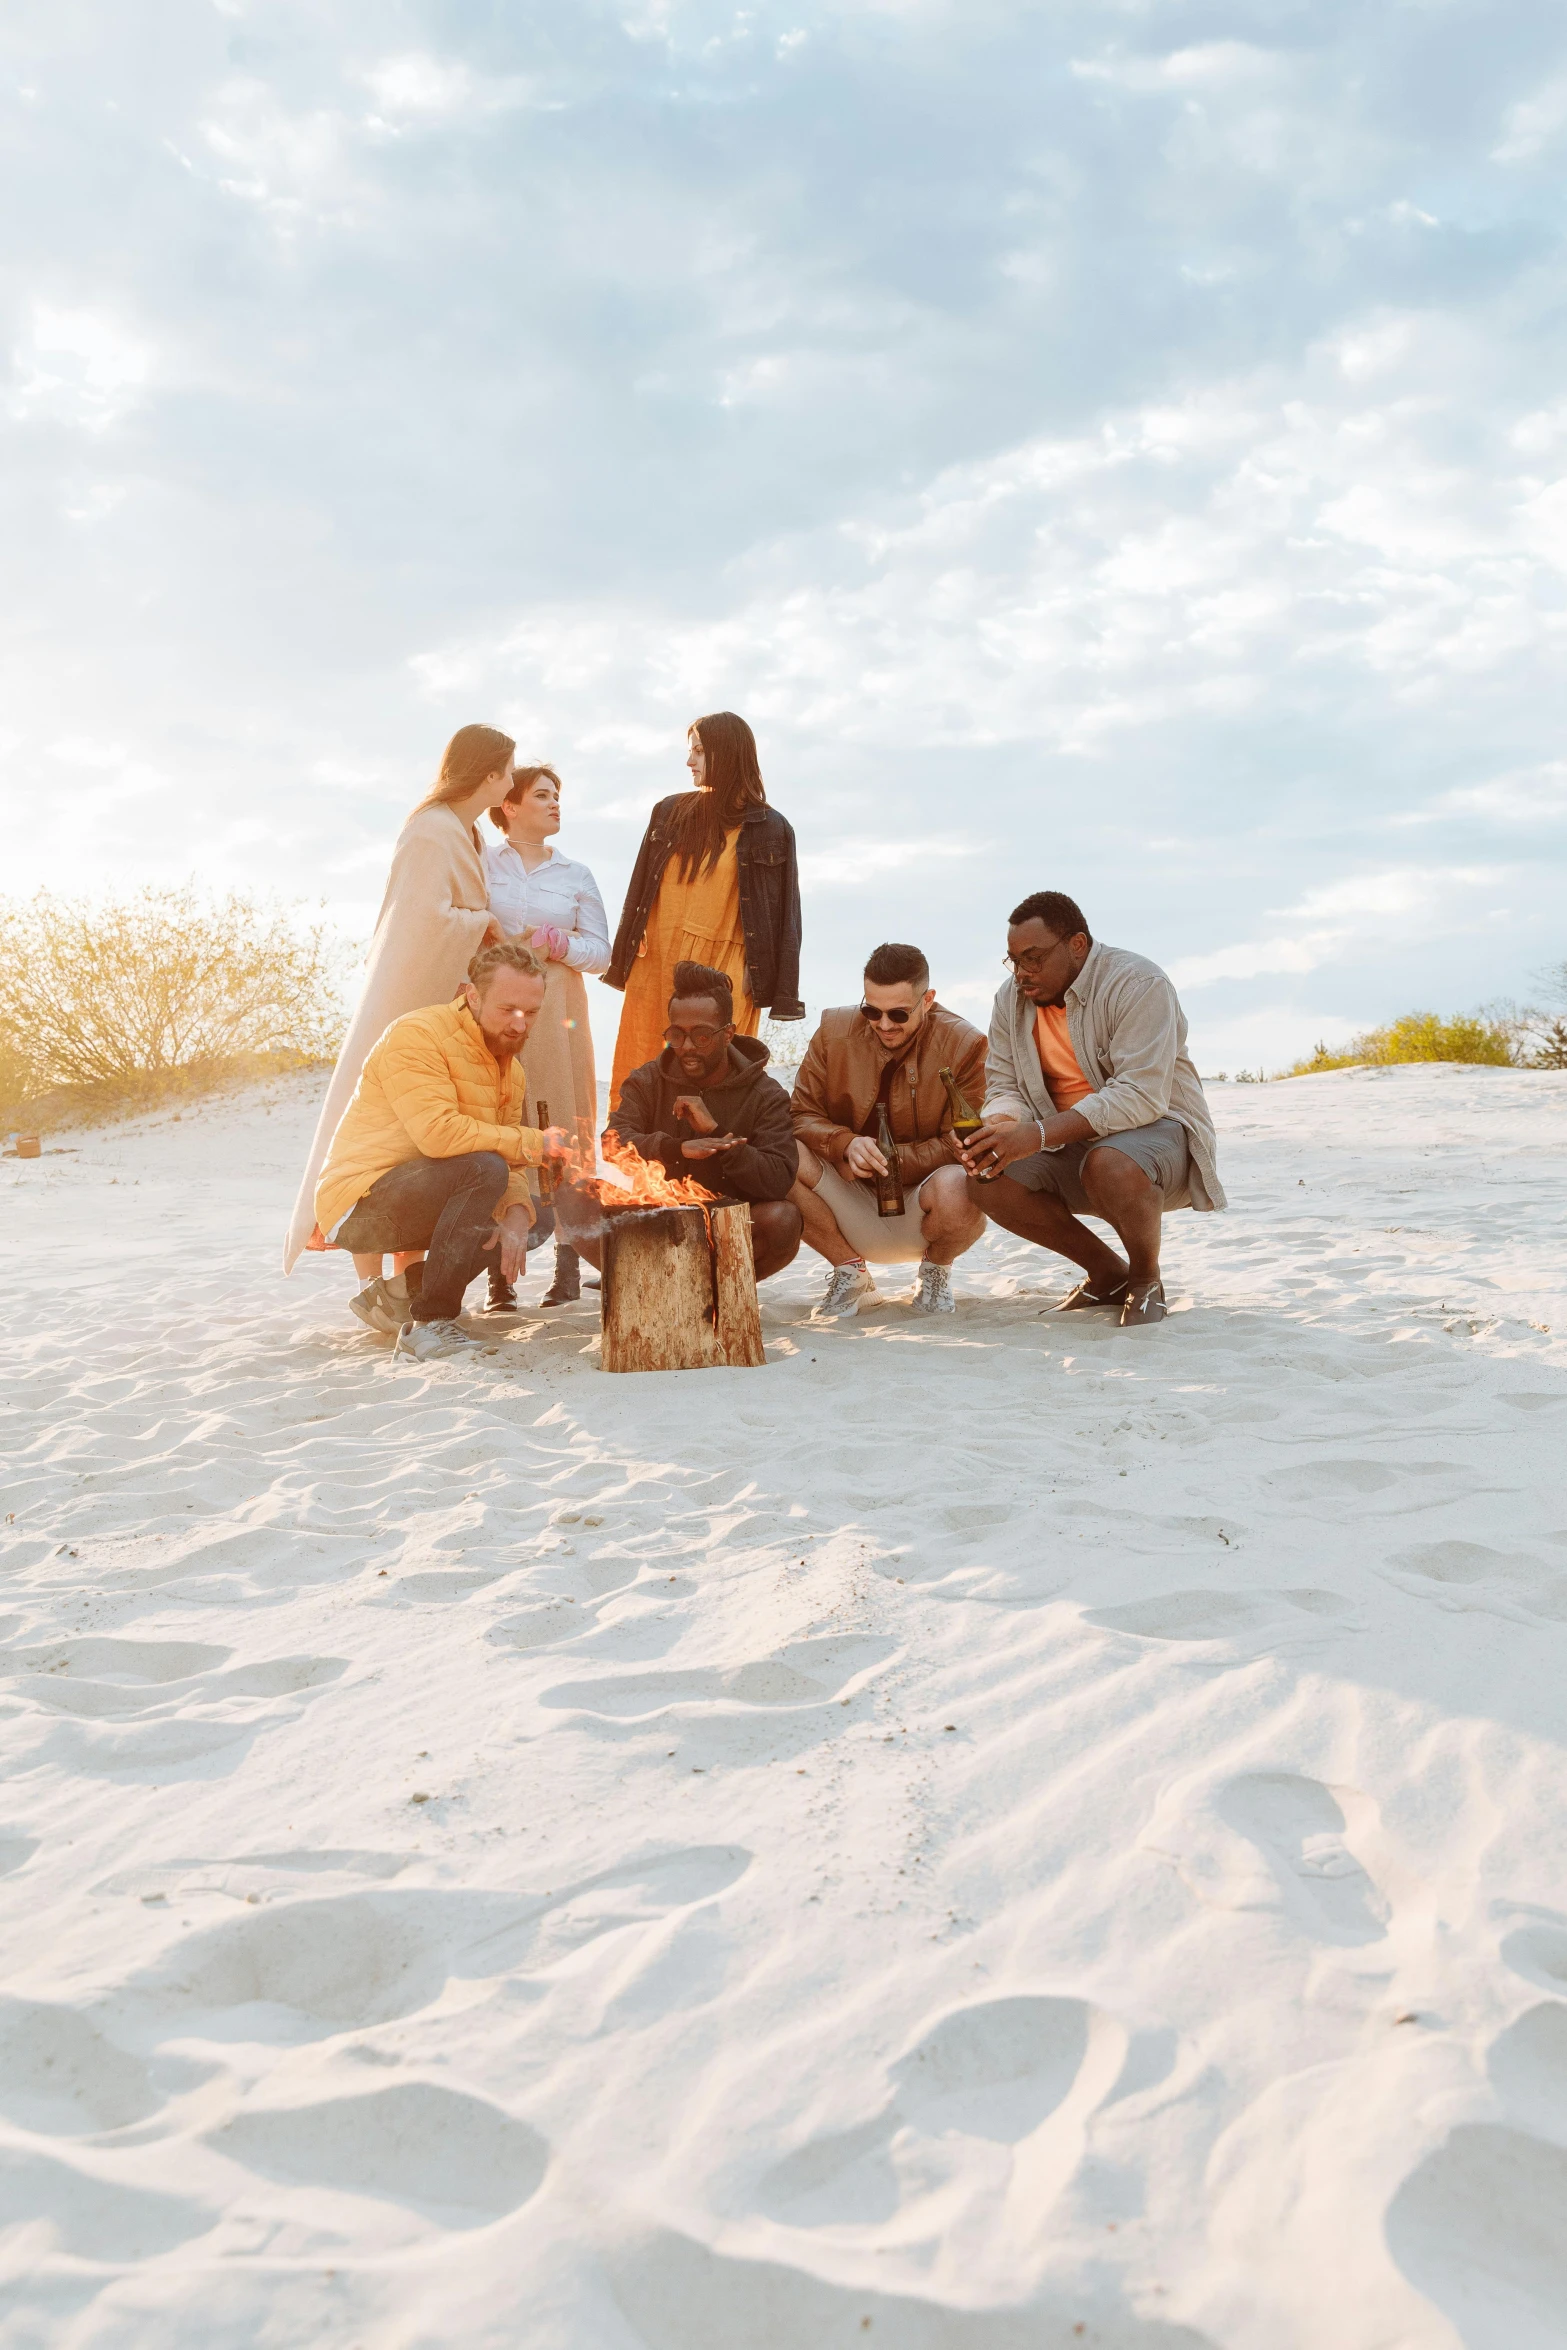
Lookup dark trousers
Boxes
[336,1153,512,1323]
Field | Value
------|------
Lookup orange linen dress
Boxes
[610,829,759,1104]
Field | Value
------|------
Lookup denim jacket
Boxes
[603,797,804,1019]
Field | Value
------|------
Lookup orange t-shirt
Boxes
[1034,1005,1093,1112]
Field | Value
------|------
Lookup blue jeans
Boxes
[336,1153,545,1322]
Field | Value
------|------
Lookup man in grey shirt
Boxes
[961,890,1224,1327]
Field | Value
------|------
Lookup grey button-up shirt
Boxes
[982,940,1226,1210]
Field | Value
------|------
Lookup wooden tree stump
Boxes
[600,1200,765,1373]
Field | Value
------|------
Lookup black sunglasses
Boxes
[663,1022,730,1047]
[858,1003,913,1025]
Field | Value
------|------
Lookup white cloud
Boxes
[1494,72,1567,164]
[7,306,153,431]
[359,52,537,125]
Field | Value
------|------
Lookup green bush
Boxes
[1283,1010,1518,1078]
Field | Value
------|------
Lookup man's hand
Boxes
[680,1133,743,1159]
[960,1114,1042,1178]
[842,1133,888,1179]
[672,1094,719,1135]
[538,1125,574,1165]
[484,1203,536,1283]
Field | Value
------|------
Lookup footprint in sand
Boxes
[1213,1773,1387,1945]
[1386,2121,1567,2349]
[608,2226,1219,2350]
[206,2079,547,2223]
[1502,1918,1567,1996]
[758,1994,1132,2232]
[0,2148,209,2261]
[540,1636,893,1720]
[136,1846,752,2038]
[1086,1589,1349,1643]
[0,1999,161,2134]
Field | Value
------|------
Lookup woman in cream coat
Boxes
[283,723,512,1293]
[483,763,609,1307]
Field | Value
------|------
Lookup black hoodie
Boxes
[607,1035,798,1203]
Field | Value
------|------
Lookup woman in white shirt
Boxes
[483,764,610,1306]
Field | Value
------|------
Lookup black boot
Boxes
[539,1242,581,1307]
[480,1257,518,1315]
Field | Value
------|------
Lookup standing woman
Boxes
[605,710,803,1105]
[482,764,610,1308]
[283,722,512,1278]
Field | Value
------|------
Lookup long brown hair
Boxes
[665,711,767,881]
[489,763,563,832]
[416,723,516,849]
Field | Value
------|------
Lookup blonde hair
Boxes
[489,763,563,833]
[417,724,517,847]
[466,938,548,992]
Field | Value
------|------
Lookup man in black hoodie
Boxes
[558,961,803,1280]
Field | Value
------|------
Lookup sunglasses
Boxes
[663,1023,730,1048]
[858,1003,913,1025]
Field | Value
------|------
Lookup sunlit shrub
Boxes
[1282,1010,1519,1077]
[0,886,348,1106]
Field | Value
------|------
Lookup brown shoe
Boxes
[1045,1274,1129,1314]
[1119,1278,1167,1327]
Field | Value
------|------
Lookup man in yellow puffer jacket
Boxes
[316,939,570,1361]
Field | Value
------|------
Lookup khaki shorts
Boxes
[812,1157,933,1266]
[1009,1115,1192,1213]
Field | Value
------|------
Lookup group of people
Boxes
[286,716,1224,1363]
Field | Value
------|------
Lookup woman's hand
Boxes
[481,918,505,948]
[529,924,571,963]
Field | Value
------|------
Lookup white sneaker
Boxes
[813,1262,875,1320]
[910,1261,954,1315]
[392,1317,483,1363]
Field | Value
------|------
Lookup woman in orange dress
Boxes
[605,711,804,1105]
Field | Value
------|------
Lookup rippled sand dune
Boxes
[2,1065,1564,2347]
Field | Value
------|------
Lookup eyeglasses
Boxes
[858,1003,913,1025]
[1004,945,1062,975]
[663,1023,730,1048]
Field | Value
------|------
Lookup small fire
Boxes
[570,1135,719,1211]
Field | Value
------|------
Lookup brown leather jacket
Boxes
[789,1002,987,1183]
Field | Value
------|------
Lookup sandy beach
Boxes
[2,1063,1565,2348]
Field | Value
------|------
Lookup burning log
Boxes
[600,1199,765,1373]
[552,1137,767,1374]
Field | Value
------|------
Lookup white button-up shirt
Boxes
[481,842,612,974]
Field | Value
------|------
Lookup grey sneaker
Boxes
[392,1317,483,1363]
[350,1275,408,1336]
[813,1262,875,1320]
[910,1261,954,1315]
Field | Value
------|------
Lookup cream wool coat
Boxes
[284,805,494,1270]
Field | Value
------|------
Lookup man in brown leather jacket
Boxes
[788,942,988,1318]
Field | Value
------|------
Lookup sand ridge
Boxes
[1,1065,1565,2346]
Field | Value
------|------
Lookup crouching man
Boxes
[962,891,1225,1327]
[315,940,570,1362]
[789,942,988,1318]
[555,960,803,1280]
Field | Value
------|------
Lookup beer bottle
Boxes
[874,1099,904,1218]
[536,1098,553,1203]
[939,1062,996,1180]
[938,1066,982,1146]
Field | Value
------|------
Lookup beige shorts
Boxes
[811,1157,932,1266]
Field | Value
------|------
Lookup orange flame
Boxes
[569,1134,719,1211]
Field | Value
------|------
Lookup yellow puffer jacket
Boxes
[315,1000,543,1238]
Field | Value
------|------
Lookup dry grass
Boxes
[0,885,348,1127]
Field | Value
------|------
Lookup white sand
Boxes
[2,1063,1565,2348]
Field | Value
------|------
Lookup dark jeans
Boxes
[336,1153,519,1323]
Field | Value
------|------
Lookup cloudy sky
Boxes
[4,0,1566,1075]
